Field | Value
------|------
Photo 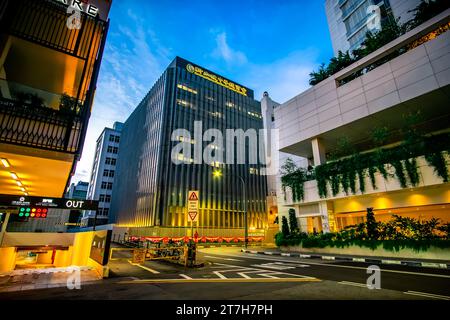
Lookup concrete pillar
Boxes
[311,138,326,166]
[318,202,329,233]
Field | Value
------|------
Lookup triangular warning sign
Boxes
[188,191,199,201]
[188,211,198,221]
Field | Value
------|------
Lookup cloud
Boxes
[242,49,320,103]
[71,10,171,184]
[212,32,247,65]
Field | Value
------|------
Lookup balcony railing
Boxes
[0,79,84,153]
[0,0,106,60]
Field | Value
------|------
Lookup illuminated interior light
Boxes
[16,181,23,187]
[1,158,10,168]
[10,172,19,180]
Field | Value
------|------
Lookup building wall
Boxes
[111,57,268,237]
[82,123,123,226]
[325,0,422,54]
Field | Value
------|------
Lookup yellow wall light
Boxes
[213,170,223,178]
[1,158,10,168]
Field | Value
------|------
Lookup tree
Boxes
[309,63,329,86]
[406,0,450,30]
[280,158,299,176]
[288,209,299,233]
[366,207,379,240]
[281,216,290,236]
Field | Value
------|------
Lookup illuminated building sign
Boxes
[54,0,100,18]
[0,195,98,210]
[185,64,248,97]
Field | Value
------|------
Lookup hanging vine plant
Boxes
[425,151,449,182]
[368,166,377,189]
[330,174,340,196]
[391,160,408,188]
[281,132,450,200]
[281,169,307,202]
[404,157,420,186]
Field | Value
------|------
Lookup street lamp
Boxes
[213,169,248,248]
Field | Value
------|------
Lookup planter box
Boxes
[281,244,450,261]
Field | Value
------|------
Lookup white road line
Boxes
[237,273,251,279]
[338,281,368,288]
[127,260,160,274]
[251,263,296,270]
[216,252,450,279]
[404,291,450,300]
[213,262,316,279]
[259,273,280,279]
[204,255,242,261]
[213,271,227,279]
[179,274,192,279]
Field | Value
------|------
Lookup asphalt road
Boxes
[0,247,449,300]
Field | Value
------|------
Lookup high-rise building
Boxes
[325,0,421,55]
[274,8,450,232]
[110,57,268,239]
[81,122,123,227]
[0,0,112,198]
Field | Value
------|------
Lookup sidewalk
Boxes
[0,266,102,293]
[242,247,450,269]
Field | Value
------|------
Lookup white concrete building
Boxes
[325,0,422,55]
[275,9,450,232]
[81,122,123,227]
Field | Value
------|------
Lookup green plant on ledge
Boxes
[274,209,450,252]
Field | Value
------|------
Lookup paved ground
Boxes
[0,247,449,300]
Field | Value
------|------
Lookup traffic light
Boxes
[18,207,48,219]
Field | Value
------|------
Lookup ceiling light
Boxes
[20,187,26,192]
[10,172,19,180]
[16,181,23,187]
[1,158,10,168]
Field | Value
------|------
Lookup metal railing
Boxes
[1,0,106,60]
[0,92,83,153]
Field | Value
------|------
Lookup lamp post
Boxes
[213,170,248,248]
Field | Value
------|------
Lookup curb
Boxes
[241,249,450,269]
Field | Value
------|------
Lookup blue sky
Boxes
[72,0,334,183]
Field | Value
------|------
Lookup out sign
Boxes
[66,200,85,209]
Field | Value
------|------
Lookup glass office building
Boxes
[110,57,268,238]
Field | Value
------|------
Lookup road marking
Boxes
[214,252,450,279]
[259,273,279,279]
[338,281,368,288]
[204,255,242,261]
[251,263,296,270]
[213,271,227,279]
[213,262,316,279]
[179,274,192,279]
[404,291,450,300]
[118,278,321,284]
[127,260,160,274]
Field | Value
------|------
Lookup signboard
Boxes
[0,195,99,211]
[54,0,112,20]
[187,191,199,223]
[132,249,146,264]
[176,58,253,98]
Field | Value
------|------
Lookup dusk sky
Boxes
[72,0,334,183]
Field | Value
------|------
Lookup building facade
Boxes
[110,57,268,238]
[81,122,123,227]
[325,0,421,55]
[0,0,111,198]
[275,9,450,232]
